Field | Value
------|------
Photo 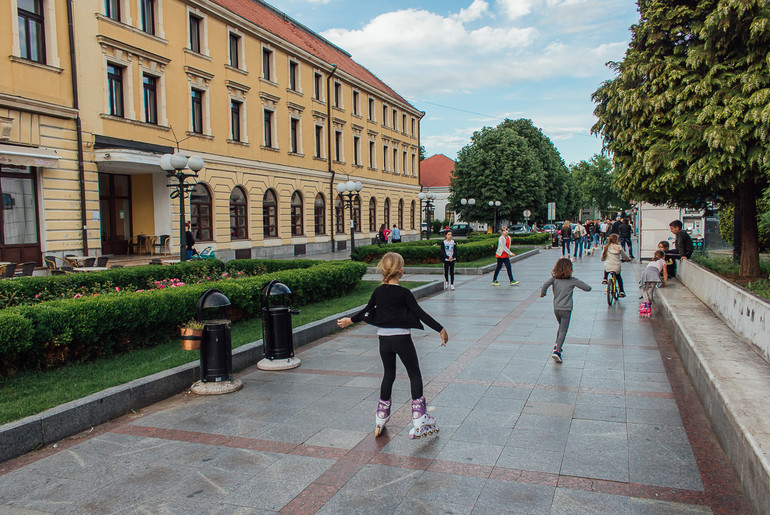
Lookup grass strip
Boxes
[693,254,770,301]
[0,280,424,425]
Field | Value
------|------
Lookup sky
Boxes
[265,0,640,167]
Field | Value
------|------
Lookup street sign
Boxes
[547,202,556,221]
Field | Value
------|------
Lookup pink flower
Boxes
[115,287,120,292]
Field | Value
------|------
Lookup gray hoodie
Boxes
[540,276,592,311]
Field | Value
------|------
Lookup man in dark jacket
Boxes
[618,218,634,258]
[669,220,694,260]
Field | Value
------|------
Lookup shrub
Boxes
[0,261,366,373]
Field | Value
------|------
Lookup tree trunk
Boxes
[738,179,760,278]
[733,193,741,263]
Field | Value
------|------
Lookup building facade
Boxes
[1,0,424,263]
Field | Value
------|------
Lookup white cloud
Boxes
[496,0,540,20]
[452,0,490,22]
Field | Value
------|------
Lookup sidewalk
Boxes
[0,249,749,513]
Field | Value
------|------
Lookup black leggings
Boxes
[379,334,423,400]
[443,261,455,284]
[603,270,625,292]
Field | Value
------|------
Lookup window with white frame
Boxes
[411,117,416,137]
[411,153,416,176]
[186,68,211,135]
[313,71,323,101]
[368,97,375,122]
[368,140,375,168]
[334,130,343,162]
[187,7,207,55]
[140,0,156,35]
[290,117,300,154]
[402,114,407,133]
[392,109,398,131]
[288,60,299,91]
[333,81,342,109]
[229,32,241,68]
[189,14,202,53]
[402,150,407,175]
[314,124,324,158]
[191,89,204,134]
[263,109,274,148]
[382,104,388,127]
[18,0,46,64]
[392,147,398,174]
[353,135,361,166]
[230,100,242,141]
[105,0,121,21]
[107,63,125,117]
[142,74,158,124]
[314,193,325,235]
[352,90,360,116]
[227,83,248,143]
[383,143,389,171]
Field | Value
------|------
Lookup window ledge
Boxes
[313,156,327,162]
[95,14,168,44]
[225,64,248,76]
[333,160,345,165]
[100,114,171,130]
[368,167,377,172]
[227,139,249,146]
[186,131,214,140]
[288,152,305,157]
[368,118,377,124]
[352,113,363,119]
[9,56,62,73]
[259,77,278,87]
[184,48,212,61]
[352,164,363,169]
[287,88,303,96]
[312,98,327,107]
[261,145,279,152]
[333,106,345,113]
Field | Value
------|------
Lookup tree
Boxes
[592,0,770,277]
[499,119,580,221]
[419,145,427,161]
[450,121,546,227]
[570,154,629,218]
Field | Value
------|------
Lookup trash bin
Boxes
[257,280,301,370]
[190,289,242,394]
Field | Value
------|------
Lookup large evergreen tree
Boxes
[570,154,629,218]
[592,0,770,277]
[450,119,577,224]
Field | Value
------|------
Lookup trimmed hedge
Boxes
[0,261,366,373]
[0,259,325,309]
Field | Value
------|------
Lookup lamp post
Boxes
[459,198,475,224]
[488,200,502,233]
[160,152,204,262]
[336,180,362,253]
[418,191,436,239]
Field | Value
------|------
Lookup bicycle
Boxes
[606,271,620,306]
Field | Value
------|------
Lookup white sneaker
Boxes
[450,284,455,291]
[444,281,448,290]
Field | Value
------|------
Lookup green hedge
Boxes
[0,259,325,309]
[0,261,366,373]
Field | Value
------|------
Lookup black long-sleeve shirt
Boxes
[675,230,694,259]
[351,284,443,331]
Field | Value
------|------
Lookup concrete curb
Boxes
[366,248,542,275]
[0,279,444,464]
[657,281,770,515]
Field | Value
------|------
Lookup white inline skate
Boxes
[374,398,391,437]
[408,396,439,439]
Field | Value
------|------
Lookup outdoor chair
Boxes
[152,235,170,255]
[95,255,110,267]
[44,255,62,271]
[82,257,96,268]
[129,235,147,255]
[15,262,36,277]
[1,263,17,278]
[51,269,68,275]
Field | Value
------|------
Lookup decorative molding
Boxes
[225,80,250,93]
[9,55,63,74]
[0,117,12,140]
[0,93,77,120]
[96,35,170,65]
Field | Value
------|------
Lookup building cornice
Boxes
[0,93,78,120]
[96,35,171,65]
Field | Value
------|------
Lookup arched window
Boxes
[190,183,212,241]
[410,200,416,229]
[314,193,325,235]
[291,191,303,236]
[263,189,278,238]
[229,186,248,239]
[335,194,344,234]
[383,198,390,229]
[353,195,361,232]
[398,199,404,229]
[368,198,377,232]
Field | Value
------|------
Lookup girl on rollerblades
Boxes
[638,249,667,317]
[337,252,448,438]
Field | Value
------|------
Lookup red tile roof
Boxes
[213,0,417,112]
[420,154,455,188]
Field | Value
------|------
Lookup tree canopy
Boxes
[592,0,770,277]
[450,119,578,225]
[570,154,630,219]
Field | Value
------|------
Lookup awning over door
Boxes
[0,144,61,167]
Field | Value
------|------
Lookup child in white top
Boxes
[440,230,458,290]
[601,233,630,296]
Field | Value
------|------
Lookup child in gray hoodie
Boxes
[540,257,592,363]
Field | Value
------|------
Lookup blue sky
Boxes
[266,0,640,166]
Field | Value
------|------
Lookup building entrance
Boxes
[99,173,132,255]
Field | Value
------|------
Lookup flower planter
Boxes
[180,327,203,351]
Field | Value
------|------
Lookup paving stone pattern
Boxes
[0,249,751,513]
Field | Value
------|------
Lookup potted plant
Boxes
[180,319,204,351]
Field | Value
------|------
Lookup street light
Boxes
[418,191,436,239]
[160,152,205,262]
[336,179,362,252]
[459,197,475,224]
[488,200,502,233]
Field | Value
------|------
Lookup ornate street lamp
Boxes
[459,198,475,223]
[418,191,436,239]
[488,200,502,233]
[336,180,363,253]
[159,152,205,262]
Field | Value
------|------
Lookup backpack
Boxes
[572,224,583,239]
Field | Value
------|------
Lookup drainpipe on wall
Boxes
[67,0,88,255]
[326,64,338,253]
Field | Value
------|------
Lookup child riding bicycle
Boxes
[601,234,630,297]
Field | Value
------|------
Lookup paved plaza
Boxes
[0,249,750,514]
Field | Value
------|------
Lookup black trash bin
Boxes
[197,289,233,383]
[258,280,301,370]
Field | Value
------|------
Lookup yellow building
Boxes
[1,0,423,263]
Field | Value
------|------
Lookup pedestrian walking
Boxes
[572,221,586,258]
[638,250,667,317]
[560,220,572,257]
[337,252,448,439]
[601,233,630,297]
[618,218,635,258]
[540,257,591,363]
[440,230,458,291]
[492,226,519,286]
